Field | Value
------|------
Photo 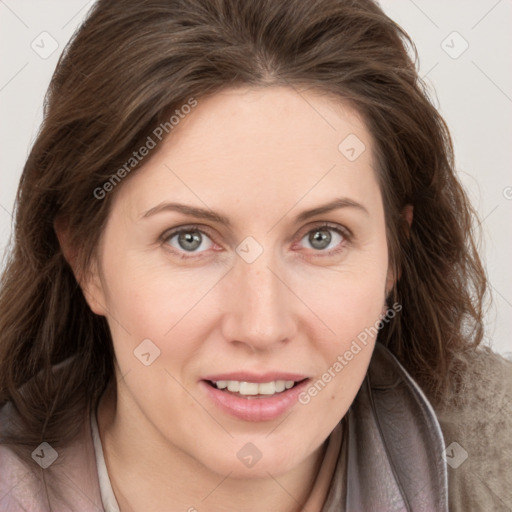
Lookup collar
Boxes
[321,341,449,511]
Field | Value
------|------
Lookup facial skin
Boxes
[78,86,396,511]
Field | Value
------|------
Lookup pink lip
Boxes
[202,372,308,383]
[200,378,310,422]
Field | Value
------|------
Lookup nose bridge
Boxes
[223,247,296,349]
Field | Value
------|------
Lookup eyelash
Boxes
[159,222,352,260]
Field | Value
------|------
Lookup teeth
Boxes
[213,379,298,396]
[259,381,279,395]
[275,380,286,392]
[227,381,240,392]
[239,382,259,395]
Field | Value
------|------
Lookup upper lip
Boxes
[202,372,309,383]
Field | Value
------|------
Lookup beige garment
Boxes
[433,346,512,511]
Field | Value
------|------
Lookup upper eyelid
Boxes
[294,221,352,242]
[161,224,216,242]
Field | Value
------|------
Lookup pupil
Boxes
[179,231,201,251]
[310,229,331,249]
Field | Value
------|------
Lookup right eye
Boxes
[161,225,216,258]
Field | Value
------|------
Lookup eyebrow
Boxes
[140,197,368,225]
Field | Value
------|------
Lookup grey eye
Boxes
[301,227,343,251]
[178,231,202,251]
[309,229,331,249]
[167,229,213,253]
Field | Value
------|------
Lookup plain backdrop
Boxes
[0,0,510,355]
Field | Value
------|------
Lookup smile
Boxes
[201,377,311,422]
[210,379,302,397]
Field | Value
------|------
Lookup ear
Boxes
[385,204,414,296]
[402,204,413,233]
[54,215,108,317]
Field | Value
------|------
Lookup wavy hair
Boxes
[0,0,488,463]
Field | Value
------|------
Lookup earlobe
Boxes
[54,215,77,269]
[385,205,413,297]
[403,204,413,231]
[79,258,109,317]
[54,216,108,317]
[385,264,396,298]
[396,204,414,282]
[382,267,395,317]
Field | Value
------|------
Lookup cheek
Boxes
[295,250,389,382]
[101,249,219,331]
[301,257,388,338]
[296,277,387,425]
[100,254,227,377]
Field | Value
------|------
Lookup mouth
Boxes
[205,378,308,399]
[200,375,311,422]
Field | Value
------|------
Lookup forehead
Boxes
[112,86,382,223]
[165,85,371,159]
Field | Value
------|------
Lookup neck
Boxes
[96,381,335,512]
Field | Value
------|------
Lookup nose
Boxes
[221,252,298,352]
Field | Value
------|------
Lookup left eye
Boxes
[298,225,346,252]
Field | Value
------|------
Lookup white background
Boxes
[0,0,510,355]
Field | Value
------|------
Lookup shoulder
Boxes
[0,402,51,510]
[0,400,104,511]
[433,345,512,511]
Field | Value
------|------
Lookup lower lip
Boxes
[200,379,310,422]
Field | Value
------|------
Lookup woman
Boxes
[0,0,510,510]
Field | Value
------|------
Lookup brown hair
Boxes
[0,0,488,463]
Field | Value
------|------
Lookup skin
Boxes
[72,86,401,511]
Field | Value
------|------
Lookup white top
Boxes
[90,407,121,512]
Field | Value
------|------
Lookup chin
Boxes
[217,457,296,480]
[193,442,303,479]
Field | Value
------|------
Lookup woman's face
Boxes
[85,86,394,478]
